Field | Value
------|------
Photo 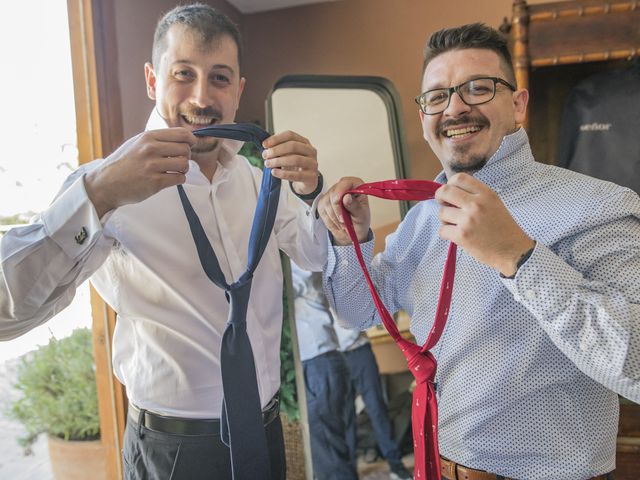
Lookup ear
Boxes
[512,88,529,125]
[237,76,246,105]
[419,109,425,123]
[144,62,157,101]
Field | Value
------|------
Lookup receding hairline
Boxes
[153,25,240,68]
[421,24,517,86]
[421,47,516,87]
[151,4,242,69]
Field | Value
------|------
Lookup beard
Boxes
[449,148,488,174]
[438,114,489,174]
[191,136,220,154]
[179,105,223,154]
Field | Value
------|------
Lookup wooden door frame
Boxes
[67,1,126,478]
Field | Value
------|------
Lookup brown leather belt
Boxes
[128,395,280,436]
[440,457,611,480]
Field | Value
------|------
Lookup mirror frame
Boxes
[267,74,412,218]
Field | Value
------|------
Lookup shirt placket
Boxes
[209,170,270,405]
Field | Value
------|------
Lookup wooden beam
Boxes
[512,0,530,128]
[67,1,126,478]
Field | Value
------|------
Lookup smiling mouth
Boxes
[181,114,219,127]
[443,125,483,139]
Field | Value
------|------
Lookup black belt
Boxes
[128,395,280,436]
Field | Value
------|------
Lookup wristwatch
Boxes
[501,242,536,279]
[289,172,324,201]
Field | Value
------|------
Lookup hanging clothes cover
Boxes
[557,64,640,193]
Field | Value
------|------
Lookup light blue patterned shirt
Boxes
[323,128,640,480]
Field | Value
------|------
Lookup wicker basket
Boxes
[280,414,306,480]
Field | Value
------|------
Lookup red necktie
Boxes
[339,179,457,480]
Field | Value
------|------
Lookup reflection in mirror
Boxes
[268,75,414,479]
[269,76,410,254]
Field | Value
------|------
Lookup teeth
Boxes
[183,115,214,125]
[445,126,481,138]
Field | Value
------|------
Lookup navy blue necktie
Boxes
[177,123,279,479]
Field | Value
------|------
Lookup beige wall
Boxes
[111,0,558,179]
[239,0,522,180]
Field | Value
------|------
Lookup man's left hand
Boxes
[262,131,319,198]
[435,173,535,277]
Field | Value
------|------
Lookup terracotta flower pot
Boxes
[48,436,107,480]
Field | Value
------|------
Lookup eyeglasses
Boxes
[415,77,517,115]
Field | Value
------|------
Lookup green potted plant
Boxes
[9,327,106,479]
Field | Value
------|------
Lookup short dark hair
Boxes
[152,3,242,68]
[422,23,516,85]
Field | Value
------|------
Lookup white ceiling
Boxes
[226,0,338,14]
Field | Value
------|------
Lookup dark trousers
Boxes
[123,412,286,480]
[343,343,403,469]
[303,350,358,480]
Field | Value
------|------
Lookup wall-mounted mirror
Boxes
[267,75,414,479]
[269,75,410,251]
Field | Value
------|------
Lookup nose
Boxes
[190,76,211,108]
[443,89,471,117]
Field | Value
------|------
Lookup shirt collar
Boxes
[144,108,244,171]
[435,127,532,187]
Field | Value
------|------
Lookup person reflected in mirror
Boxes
[334,325,413,480]
[0,4,327,479]
[290,262,358,480]
[318,23,639,480]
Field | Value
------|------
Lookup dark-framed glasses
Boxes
[415,77,517,115]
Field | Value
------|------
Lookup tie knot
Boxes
[230,275,252,293]
[401,342,437,384]
[226,279,253,325]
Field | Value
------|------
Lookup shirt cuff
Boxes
[41,174,104,260]
[325,234,375,278]
[502,242,584,318]
[293,177,326,217]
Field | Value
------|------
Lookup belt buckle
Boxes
[263,394,280,424]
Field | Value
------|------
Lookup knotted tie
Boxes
[177,123,277,479]
[339,179,457,480]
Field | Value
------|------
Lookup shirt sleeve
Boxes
[502,212,640,402]
[323,201,437,332]
[323,236,378,331]
[0,162,114,340]
[274,182,328,272]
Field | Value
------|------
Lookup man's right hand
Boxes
[318,176,371,246]
[84,128,197,218]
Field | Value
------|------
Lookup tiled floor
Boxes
[359,454,414,480]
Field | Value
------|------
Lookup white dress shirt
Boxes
[324,128,640,479]
[290,262,340,362]
[0,110,328,418]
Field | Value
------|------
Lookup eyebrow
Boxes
[425,74,495,91]
[171,60,236,76]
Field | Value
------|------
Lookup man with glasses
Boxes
[318,23,639,480]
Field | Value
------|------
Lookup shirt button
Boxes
[74,227,88,245]
[340,260,349,268]
[524,289,536,301]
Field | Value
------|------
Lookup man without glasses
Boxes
[0,4,327,479]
